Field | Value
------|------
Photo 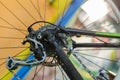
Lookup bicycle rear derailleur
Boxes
[6,22,73,70]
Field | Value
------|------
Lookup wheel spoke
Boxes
[42,66,45,80]
[16,0,37,22]
[0,46,29,49]
[0,61,6,66]
[0,36,24,39]
[32,66,38,80]
[80,52,120,63]
[0,17,26,35]
[0,1,28,28]
[0,48,29,65]
[29,0,43,20]
[57,64,69,80]
[79,54,107,71]
[0,25,26,32]
[0,71,11,80]
[0,53,32,61]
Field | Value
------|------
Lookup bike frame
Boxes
[10,28,120,80]
[11,0,84,79]
[9,0,120,79]
[64,28,120,48]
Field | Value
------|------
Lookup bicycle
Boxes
[0,0,120,80]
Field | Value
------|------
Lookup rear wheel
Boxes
[0,0,81,80]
